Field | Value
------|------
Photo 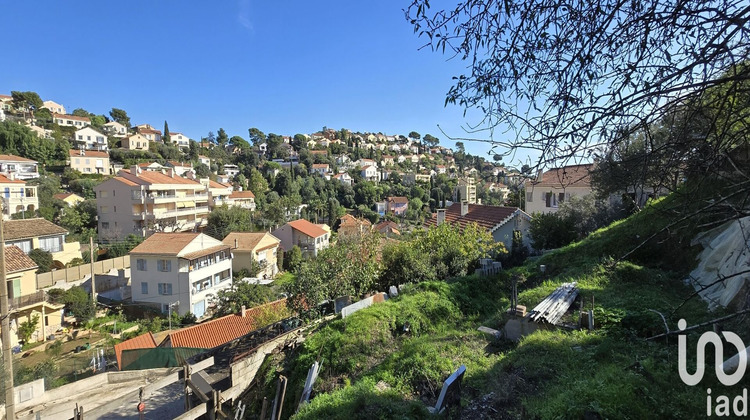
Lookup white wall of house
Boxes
[524,185,592,215]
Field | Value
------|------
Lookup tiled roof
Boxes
[288,219,327,238]
[0,154,35,162]
[530,164,593,188]
[139,128,162,135]
[309,150,328,155]
[111,176,139,187]
[5,245,38,273]
[165,299,288,349]
[130,232,201,256]
[52,113,90,122]
[208,180,230,189]
[0,94,11,99]
[223,232,280,251]
[374,221,400,235]
[181,244,230,261]
[312,164,329,169]
[424,203,529,233]
[229,190,255,199]
[114,332,157,370]
[387,196,408,204]
[0,174,25,184]
[68,149,109,158]
[53,192,82,201]
[119,169,202,186]
[339,214,372,228]
[4,218,68,241]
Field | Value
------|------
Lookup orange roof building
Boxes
[425,202,532,250]
[272,219,330,258]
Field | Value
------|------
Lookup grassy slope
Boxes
[247,196,748,419]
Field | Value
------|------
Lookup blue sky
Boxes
[0,1,526,165]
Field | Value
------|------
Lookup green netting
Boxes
[120,347,207,371]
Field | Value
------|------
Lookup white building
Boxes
[0,174,38,219]
[53,113,90,128]
[169,132,191,149]
[129,232,232,318]
[42,100,66,115]
[223,164,240,178]
[0,154,39,180]
[73,126,109,151]
[103,121,128,138]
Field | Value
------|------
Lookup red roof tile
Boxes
[387,196,408,204]
[229,190,255,199]
[165,299,287,349]
[0,154,35,162]
[0,174,25,184]
[114,332,157,370]
[288,219,327,238]
[68,149,109,158]
[52,113,90,122]
[529,164,593,188]
[425,203,529,233]
[4,245,38,273]
[119,169,202,186]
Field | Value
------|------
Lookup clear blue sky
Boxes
[0,1,525,165]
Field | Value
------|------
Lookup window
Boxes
[39,236,62,253]
[544,192,561,208]
[158,283,172,295]
[100,206,109,213]
[141,282,148,295]
[101,222,109,230]
[113,206,116,213]
[137,258,147,271]
[8,239,31,254]
[158,259,172,272]
[100,191,109,198]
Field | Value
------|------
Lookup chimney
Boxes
[241,305,246,317]
[79,149,84,156]
[437,209,446,226]
[461,200,469,216]
[234,238,238,249]
[131,165,141,175]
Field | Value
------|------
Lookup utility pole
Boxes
[89,236,96,303]
[1,213,16,419]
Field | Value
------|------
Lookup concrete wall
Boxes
[36,255,130,289]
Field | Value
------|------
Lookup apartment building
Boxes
[455,177,477,204]
[94,166,210,240]
[130,232,232,318]
[272,219,330,258]
[0,174,38,219]
[0,154,39,180]
[68,149,110,174]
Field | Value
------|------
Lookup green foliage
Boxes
[528,212,577,250]
[284,245,303,273]
[289,234,382,311]
[205,205,254,239]
[0,121,56,165]
[45,339,63,357]
[104,234,143,258]
[14,359,57,388]
[63,286,96,322]
[210,281,277,317]
[29,248,54,273]
[18,314,40,343]
[109,108,130,127]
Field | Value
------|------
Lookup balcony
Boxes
[143,192,208,203]
[8,291,61,312]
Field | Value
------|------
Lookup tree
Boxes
[11,91,43,119]
[163,121,171,144]
[406,0,750,167]
[72,108,90,118]
[29,249,54,273]
[210,281,276,317]
[284,245,303,273]
[109,108,130,127]
[423,133,439,148]
[248,127,266,145]
[206,205,254,239]
[217,128,229,147]
[408,131,421,140]
[18,314,40,344]
[63,286,96,322]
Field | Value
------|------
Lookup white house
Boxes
[53,113,90,128]
[223,164,240,178]
[129,232,232,318]
[0,154,39,180]
[169,132,191,149]
[42,100,66,115]
[361,165,378,182]
[332,172,352,186]
[73,126,109,151]
[103,121,128,138]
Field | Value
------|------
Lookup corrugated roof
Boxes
[165,299,287,349]
[288,219,327,238]
[4,218,68,241]
[5,245,38,273]
[425,203,529,233]
[129,232,201,256]
[223,232,280,251]
[114,332,157,370]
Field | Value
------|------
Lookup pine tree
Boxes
[163,121,171,144]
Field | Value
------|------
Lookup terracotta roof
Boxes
[312,164,329,169]
[4,218,68,241]
[530,164,593,188]
[119,169,202,186]
[167,160,191,167]
[424,203,530,233]
[288,219,327,238]
[139,128,162,135]
[52,113,90,122]
[68,149,109,158]
[0,154,35,162]
[165,299,288,349]
[181,244,231,261]
[339,214,372,228]
[129,232,201,256]
[208,180,230,189]
[114,332,157,370]
[387,196,408,204]
[309,150,328,155]
[0,174,25,184]
[53,193,80,200]
[223,232,280,251]
[4,245,38,274]
[374,221,400,235]
[111,176,139,187]
[0,94,11,99]
[229,190,255,199]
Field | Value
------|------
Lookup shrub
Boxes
[29,249,54,273]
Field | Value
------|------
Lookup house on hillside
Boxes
[4,218,82,268]
[361,165,378,182]
[226,190,257,210]
[332,172,352,186]
[5,245,65,347]
[68,149,110,174]
[53,113,90,128]
[425,202,532,250]
[272,219,330,258]
[523,164,594,214]
[386,196,408,216]
[0,154,39,180]
[337,214,372,237]
[310,164,330,179]
[136,127,162,143]
[42,100,66,115]
[53,192,84,207]
[0,174,38,219]
[223,164,240,178]
[121,133,150,151]
[374,220,400,237]
[73,126,109,151]
[223,232,281,279]
[94,166,210,240]
[103,121,128,138]
[169,132,191,148]
[129,232,232,318]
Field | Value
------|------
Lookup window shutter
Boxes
[545,192,551,207]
